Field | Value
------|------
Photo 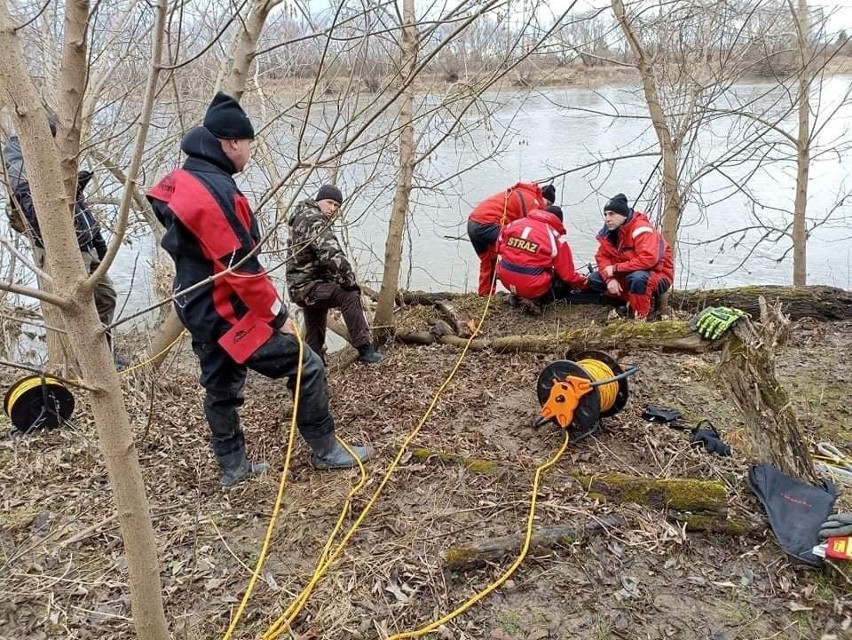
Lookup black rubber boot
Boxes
[357,344,384,364]
[216,449,270,486]
[306,433,371,470]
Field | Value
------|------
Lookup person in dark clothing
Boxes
[285,185,383,364]
[147,92,370,486]
[3,115,117,332]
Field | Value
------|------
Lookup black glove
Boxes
[819,513,852,539]
[342,283,361,294]
[689,420,731,457]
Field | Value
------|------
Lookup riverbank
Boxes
[1,296,850,638]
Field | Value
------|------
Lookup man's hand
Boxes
[602,265,616,279]
[279,317,299,336]
[606,278,622,295]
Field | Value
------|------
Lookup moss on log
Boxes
[443,516,628,570]
[574,472,728,514]
[397,319,714,354]
[410,448,499,475]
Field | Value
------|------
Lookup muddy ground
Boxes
[1,295,851,640]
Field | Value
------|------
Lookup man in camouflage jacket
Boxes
[286,184,383,364]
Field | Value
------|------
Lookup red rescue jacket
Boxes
[594,210,674,283]
[468,182,546,227]
[496,209,586,299]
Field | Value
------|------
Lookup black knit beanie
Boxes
[316,184,344,204]
[545,205,563,222]
[203,92,255,139]
[604,193,630,217]
[541,184,556,204]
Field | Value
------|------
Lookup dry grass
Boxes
[1,305,851,639]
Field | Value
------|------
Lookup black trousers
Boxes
[191,331,335,457]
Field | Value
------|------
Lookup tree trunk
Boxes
[374,0,418,336]
[56,0,89,198]
[443,517,628,570]
[393,285,852,321]
[792,0,810,286]
[218,0,282,98]
[716,298,820,485]
[611,0,681,251]
[395,319,716,354]
[0,5,170,639]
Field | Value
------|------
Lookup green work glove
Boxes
[819,513,852,539]
[691,306,746,340]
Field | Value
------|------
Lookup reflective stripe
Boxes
[501,260,545,276]
[548,230,557,258]
[520,226,532,240]
[632,226,653,238]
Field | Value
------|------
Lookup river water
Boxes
[6,79,852,333]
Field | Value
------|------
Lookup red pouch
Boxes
[217,312,273,364]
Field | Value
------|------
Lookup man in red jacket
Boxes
[496,205,587,309]
[147,93,369,486]
[467,182,555,296]
[586,193,674,319]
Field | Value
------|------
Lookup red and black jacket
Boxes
[147,126,286,344]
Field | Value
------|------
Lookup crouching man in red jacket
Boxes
[586,194,674,320]
[496,205,587,309]
[468,182,555,296]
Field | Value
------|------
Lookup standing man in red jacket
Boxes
[467,182,555,296]
[586,193,674,320]
[496,205,587,309]
[147,92,370,486]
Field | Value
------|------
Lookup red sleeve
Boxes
[554,237,586,289]
[595,244,616,280]
[615,226,665,274]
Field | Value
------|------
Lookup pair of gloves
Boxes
[689,306,747,340]
[819,513,852,539]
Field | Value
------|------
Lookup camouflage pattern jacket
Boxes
[286,199,357,304]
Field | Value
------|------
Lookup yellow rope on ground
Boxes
[388,430,570,639]
[220,327,305,640]
[261,192,514,640]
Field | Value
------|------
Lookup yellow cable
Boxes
[577,358,618,413]
[262,270,503,640]
[220,327,304,640]
[263,192,512,639]
[387,430,570,639]
[117,329,188,377]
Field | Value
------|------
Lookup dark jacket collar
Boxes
[180,126,236,175]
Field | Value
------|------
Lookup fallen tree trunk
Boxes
[443,516,628,569]
[394,285,852,321]
[395,319,716,354]
[671,285,852,321]
[574,472,728,514]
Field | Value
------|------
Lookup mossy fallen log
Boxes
[443,516,628,570]
[394,285,852,321]
[574,472,728,514]
[410,448,499,475]
[396,319,714,354]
